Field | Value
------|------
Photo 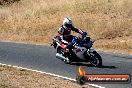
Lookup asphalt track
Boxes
[0,42,132,88]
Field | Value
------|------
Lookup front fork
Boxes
[87,48,95,56]
[83,48,95,61]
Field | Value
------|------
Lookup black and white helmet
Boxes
[63,18,73,28]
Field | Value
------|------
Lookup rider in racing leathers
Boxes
[57,18,87,52]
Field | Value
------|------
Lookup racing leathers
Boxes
[57,25,85,51]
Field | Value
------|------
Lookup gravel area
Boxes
[0,65,93,88]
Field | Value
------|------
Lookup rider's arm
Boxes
[71,26,83,34]
[58,26,64,35]
[71,27,87,38]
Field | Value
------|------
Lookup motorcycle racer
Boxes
[51,18,102,66]
[57,18,87,51]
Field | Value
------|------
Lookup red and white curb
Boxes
[0,63,105,88]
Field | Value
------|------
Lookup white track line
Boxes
[0,63,105,88]
[1,40,130,88]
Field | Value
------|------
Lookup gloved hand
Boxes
[81,32,87,38]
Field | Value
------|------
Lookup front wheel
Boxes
[89,51,102,67]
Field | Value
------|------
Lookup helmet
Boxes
[63,18,73,28]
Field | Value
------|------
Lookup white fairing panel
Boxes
[73,46,87,60]
[88,48,95,52]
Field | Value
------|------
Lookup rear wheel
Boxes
[89,51,102,67]
[57,47,71,64]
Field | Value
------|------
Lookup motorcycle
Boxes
[51,34,102,67]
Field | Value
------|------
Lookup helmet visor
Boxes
[65,24,72,28]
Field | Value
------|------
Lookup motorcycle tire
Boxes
[89,51,102,67]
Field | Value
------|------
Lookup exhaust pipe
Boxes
[56,53,69,61]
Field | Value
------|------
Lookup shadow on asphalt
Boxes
[70,62,117,69]
[100,65,117,69]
